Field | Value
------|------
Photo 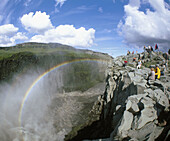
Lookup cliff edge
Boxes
[65,51,170,141]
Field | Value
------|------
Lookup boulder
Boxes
[128,122,164,141]
[118,111,134,138]
[154,89,169,109]
[115,60,123,67]
[137,107,157,129]
[126,98,139,113]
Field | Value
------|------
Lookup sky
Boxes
[0,0,170,57]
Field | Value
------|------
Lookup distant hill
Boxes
[0,42,112,92]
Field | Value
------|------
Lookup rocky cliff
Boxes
[0,43,113,141]
[65,52,170,141]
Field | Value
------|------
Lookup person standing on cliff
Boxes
[155,44,158,51]
[143,46,146,59]
[155,44,159,55]
[148,68,155,80]
[144,46,146,52]
[123,60,128,67]
[137,59,142,69]
[155,65,161,79]
[164,52,169,71]
[148,46,152,59]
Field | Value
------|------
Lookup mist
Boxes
[0,66,68,141]
[0,60,107,141]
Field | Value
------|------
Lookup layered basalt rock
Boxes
[65,52,170,141]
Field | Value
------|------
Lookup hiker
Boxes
[155,44,158,51]
[148,46,152,59]
[138,54,141,60]
[127,50,130,55]
[148,68,155,80]
[144,46,146,52]
[132,51,134,54]
[148,45,151,51]
[133,57,136,62]
[137,59,142,69]
[151,46,153,52]
[165,53,169,70]
[143,46,146,59]
[123,60,128,67]
[155,65,160,79]
[162,60,166,72]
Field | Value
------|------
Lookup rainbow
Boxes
[18,58,107,130]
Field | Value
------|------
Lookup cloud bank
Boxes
[30,25,95,47]
[118,0,170,50]
[0,11,95,47]
[0,24,18,36]
[20,11,53,34]
[0,24,28,46]
[21,11,95,47]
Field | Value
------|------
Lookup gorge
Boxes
[0,42,112,141]
[0,43,169,141]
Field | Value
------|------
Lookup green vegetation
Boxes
[64,123,85,141]
[0,43,108,92]
[63,62,104,92]
[143,61,158,68]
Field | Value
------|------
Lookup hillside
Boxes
[0,42,112,92]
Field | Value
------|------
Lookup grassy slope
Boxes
[0,43,108,92]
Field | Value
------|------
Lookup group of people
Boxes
[148,65,161,81]
[143,44,159,59]
[124,44,169,80]
[144,44,159,52]
[127,50,138,55]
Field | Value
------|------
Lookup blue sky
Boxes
[0,0,170,57]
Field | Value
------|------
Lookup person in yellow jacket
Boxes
[155,65,160,79]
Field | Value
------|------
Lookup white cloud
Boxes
[118,0,170,50]
[55,0,67,7]
[149,0,166,13]
[0,36,13,46]
[0,24,18,36]
[129,0,140,8]
[20,11,53,34]
[24,0,32,6]
[0,24,28,47]
[99,29,112,34]
[13,32,28,40]
[30,25,95,47]
[98,7,103,13]
[96,37,114,42]
[164,2,170,9]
